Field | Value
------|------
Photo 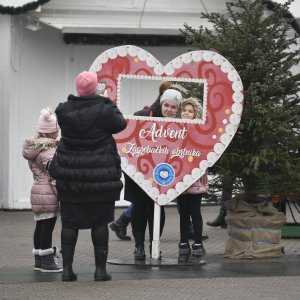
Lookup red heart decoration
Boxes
[90,45,243,205]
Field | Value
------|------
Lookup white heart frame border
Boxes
[118,74,208,124]
[90,45,244,205]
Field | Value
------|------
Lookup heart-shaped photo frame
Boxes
[90,45,244,205]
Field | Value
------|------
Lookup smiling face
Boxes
[181,104,195,120]
[161,100,179,117]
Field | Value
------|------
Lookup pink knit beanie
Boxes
[76,71,98,96]
[36,107,59,133]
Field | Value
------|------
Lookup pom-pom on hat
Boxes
[160,89,182,106]
[36,107,59,133]
[76,71,98,96]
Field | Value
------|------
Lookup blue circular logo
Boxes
[153,163,175,186]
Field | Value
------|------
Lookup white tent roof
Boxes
[24,0,229,35]
[5,0,299,34]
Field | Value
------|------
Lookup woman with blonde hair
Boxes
[177,97,208,263]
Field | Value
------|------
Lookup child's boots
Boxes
[189,243,206,263]
[39,247,63,272]
[32,249,41,271]
[178,243,191,263]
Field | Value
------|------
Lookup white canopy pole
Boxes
[151,202,161,260]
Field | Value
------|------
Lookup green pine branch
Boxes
[181,0,300,200]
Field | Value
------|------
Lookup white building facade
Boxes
[0,0,299,209]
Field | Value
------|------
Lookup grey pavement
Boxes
[1,205,300,300]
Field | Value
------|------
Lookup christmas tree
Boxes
[181,0,300,202]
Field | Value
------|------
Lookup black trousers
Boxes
[131,197,165,244]
[177,194,203,244]
[33,217,57,250]
[124,173,165,244]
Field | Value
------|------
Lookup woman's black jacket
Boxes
[49,94,127,203]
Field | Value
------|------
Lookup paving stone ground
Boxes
[1,205,299,299]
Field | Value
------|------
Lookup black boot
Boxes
[206,209,227,228]
[178,243,191,263]
[109,214,131,240]
[133,231,146,260]
[134,243,146,260]
[61,245,77,282]
[94,246,111,281]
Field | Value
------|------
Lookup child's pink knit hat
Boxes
[76,71,98,96]
[36,107,59,133]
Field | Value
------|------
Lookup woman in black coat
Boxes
[125,88,183,260]
[49,71,126,281]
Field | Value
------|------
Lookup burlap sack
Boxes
[224,198,286,258]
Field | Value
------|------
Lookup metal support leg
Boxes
[151,202,161,261]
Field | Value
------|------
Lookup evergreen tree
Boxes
[181,0,300,202]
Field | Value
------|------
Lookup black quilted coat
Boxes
[49,94,127,203]
[124,97,162,202]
